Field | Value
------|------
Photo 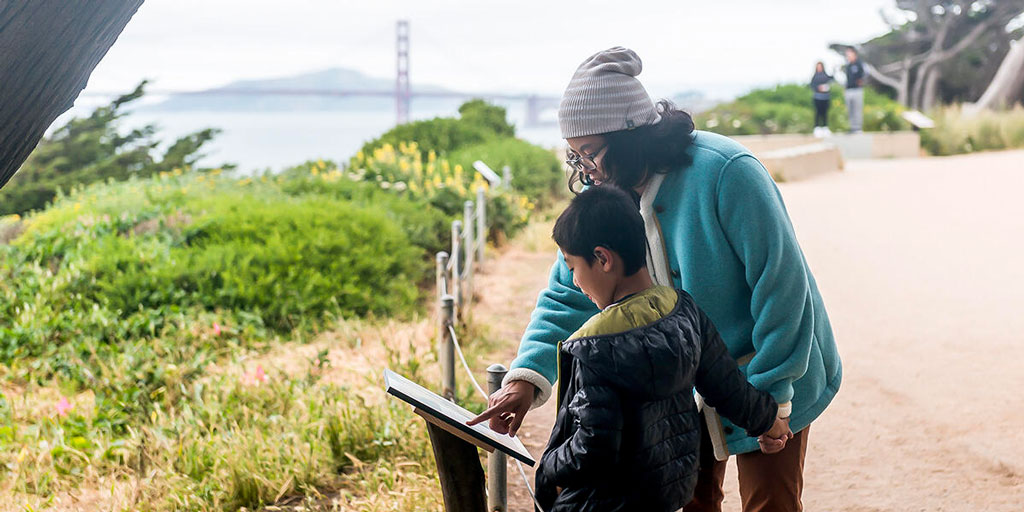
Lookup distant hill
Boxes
[145,68,463,112]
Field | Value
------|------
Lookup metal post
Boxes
[502,165,512,189]
[476,188,486,264]
[463,200,475,309]
[486,363,508,512]
[436,251,449,300]
[450,220,461,319]
[439,295,456,401]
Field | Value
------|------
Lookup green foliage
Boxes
[920,105,1024,155]
[358,99,517,159]
[695,84,911,135]
[0,172,422,380]
[0,95,562,511]
[449,137,565,207]
[278,163,451,255]
[457,99,516,138]
[0,82,227,216]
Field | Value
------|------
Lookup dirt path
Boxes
[469,221,561,511]
[471,150,1024,511]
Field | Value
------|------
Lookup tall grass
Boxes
[0,310,499,511]
[922,105,1024,155]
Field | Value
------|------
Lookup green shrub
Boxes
[277,162,451,255]
[359,118,492,161]
[448,138,565,206]
[70,196,421,331]
[1,172,423,367]
[358,100,516,160]
[457,99,515,138]
[695,83,910,135]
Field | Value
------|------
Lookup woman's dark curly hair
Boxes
[569,100,696,193]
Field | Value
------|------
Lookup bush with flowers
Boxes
[343,141,537,236]
[358,99,516,160]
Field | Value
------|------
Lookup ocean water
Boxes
[119,106,565,174]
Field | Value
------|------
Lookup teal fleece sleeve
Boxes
[509,251,599,387]
[716,155,816,404]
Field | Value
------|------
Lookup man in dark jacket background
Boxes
[533,186,790,511]
[844,47,866,133]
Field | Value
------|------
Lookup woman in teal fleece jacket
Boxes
[468,47,841,511]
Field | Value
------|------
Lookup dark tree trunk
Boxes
[0,1,143,190]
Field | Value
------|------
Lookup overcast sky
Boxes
[84,0,899,102]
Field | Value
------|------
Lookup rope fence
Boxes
[433,165,546,512]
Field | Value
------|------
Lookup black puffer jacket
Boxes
[535,290,777,512]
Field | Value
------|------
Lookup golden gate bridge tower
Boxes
[395,20,411,125]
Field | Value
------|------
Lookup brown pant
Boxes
[683,415,810,512]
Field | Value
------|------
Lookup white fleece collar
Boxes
[639,173,671,287]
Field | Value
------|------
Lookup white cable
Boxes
[448,325,547,511]
[517,459,547,512]
[448,324,487,399]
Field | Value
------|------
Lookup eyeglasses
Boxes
[565,145,607,174]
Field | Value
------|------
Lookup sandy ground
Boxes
[477,150,1024,511]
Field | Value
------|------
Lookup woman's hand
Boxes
[757,417,793,454]
[466,380,535,436]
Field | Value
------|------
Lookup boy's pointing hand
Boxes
[466,380,535,437]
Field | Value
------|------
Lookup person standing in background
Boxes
[810,62,833,137]
[844,47,865,133]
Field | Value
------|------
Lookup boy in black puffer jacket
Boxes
[535,186,790,512]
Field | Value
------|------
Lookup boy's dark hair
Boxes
[552,185,647,276]
[569,100,695,193]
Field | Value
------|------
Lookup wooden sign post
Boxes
[384,369,535,512]
[422,414,487,511]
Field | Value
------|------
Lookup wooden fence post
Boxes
[476,188,486,265]
[486,363,509,512]
[438,295,456,401]
[463,200,475,310]
[450,220,461,320]
[435,251,449,301]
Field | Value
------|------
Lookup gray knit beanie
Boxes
[558,47,661,139]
